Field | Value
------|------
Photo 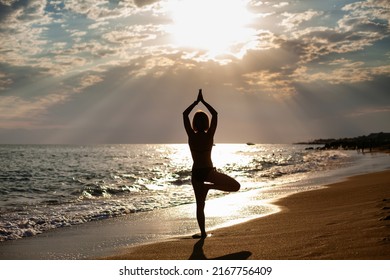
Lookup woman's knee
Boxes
[224,174,240,192]
[231,179,240,192]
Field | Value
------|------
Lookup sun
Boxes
[166,0,255,58]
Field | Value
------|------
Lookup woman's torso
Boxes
[189,132,213,169]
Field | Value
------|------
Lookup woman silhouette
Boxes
[183,89,240,238]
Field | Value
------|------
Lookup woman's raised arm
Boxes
[183,99,198,136]
[198,90,218,135]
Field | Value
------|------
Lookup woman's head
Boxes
[192,111,209,132]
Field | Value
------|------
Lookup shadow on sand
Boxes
[189,238,252,260]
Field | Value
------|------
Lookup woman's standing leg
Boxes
[192,179,209,238]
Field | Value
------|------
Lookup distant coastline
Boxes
[296,132,390,152]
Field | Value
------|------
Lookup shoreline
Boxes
[104,169,390,260]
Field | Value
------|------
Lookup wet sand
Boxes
[104,170,390,260]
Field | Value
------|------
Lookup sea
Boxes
[0,143,389,244]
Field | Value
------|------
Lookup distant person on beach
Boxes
[183,89,240,238]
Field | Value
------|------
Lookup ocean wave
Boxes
[0,144,359,242]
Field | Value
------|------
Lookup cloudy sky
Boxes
[0,0,389,144]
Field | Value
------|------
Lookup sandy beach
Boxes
[104,169,390,260]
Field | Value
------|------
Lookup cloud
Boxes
[133,0,160,7]
[276,2,389,65]
[0,71,13,91]
[249,0,289,9]
[0,94,68,128]
[242,70,296,96]
[0,0,51,72]
[73,73,104,93]
[0,0,30,22]
[0,0,49,24]
[63,0,121,20]
[63,0,159,21]
[343,0,390,22]
[290,27,385,63]
[281,9,323,30]
[0,0,18,5]
[102,25,160,45]
[274,2,289,9]
[293,62,390,85]
[337,0,389,39]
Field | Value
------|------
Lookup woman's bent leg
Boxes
[206,169,240,192]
